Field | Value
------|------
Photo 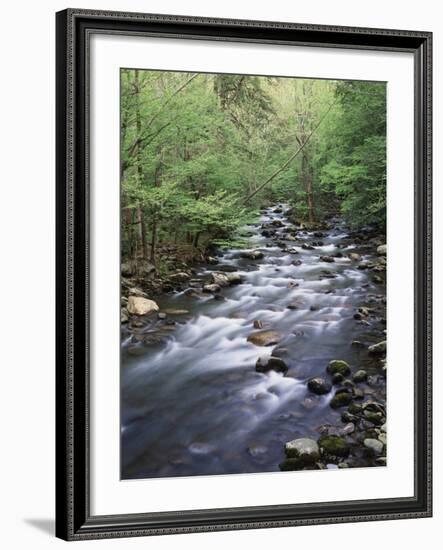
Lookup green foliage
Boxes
[319,81,386,227]
[120,69,386,267]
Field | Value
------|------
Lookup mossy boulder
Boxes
[330,390,353,409]
[368,341,386,356]
[332,373,344,385]
[318,435,350,458]
[307,377,332,395]
[256,356,288,374]
[363,411,384,425]
[327,360,351,377]
[341,411,358,423]
[284,438,320,465]
[348,402,363,415]
[279,458,305,471]
[353,369,368,383]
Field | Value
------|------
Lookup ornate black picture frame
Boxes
[55,8,432,541]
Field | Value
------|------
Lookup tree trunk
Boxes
[150,214,157,265]
[134,70,148,260]
[302,152,315,222]
[140,216,148,258]
[193,232,201,249]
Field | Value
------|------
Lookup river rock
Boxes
[302,243,314,250]
[307,377,332,395]
[330,390,353,409]
[363,402,384,416]
[353,370,368,383]
[348,402,363,414]
[351,340,365,348]
[253,319,270,330]
[121,261,135,277]
[340,422,355,436]
[128,286,148,298]
[368,341,386,356]
[122,260,155,277]
[211,272,230,287]
[227,273,243,285]
[341,411,358,423]
[256,356,288,374]
[168,271,190,282]
[163,308,189,315]
[318,435,350,458]
[354,388,364,400]
[363,413,383,427]
[203,283,221,293]
[279,458,305,471]
[377,244,387,255]
[285,438,320,464]
[362,399,386,414]
[332,373,344,385]
[157,312,167,320]
[183,288,203,298]
[320,255,334,263]
[271,347,289,358]
[364,438,384,455]
[327,360,351,376]
[121,308,129,323]
[247,330,283,346]
[349,252,361,261]
[270,219,283,227]
[127,296,159,316]
[240,250,264,260]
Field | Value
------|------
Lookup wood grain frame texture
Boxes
[55,8,432,541]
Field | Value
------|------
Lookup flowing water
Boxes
[121,206,386,479]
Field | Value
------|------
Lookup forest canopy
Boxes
[120,69,386,269]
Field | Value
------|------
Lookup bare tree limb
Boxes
[123,73,200,171]
[242,101,336,204]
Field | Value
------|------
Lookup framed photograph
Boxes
[56,8,432,541]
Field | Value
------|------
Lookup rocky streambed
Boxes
[121,205,387,479]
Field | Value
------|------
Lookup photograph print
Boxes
[120,69,387,480]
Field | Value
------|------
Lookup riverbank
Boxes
[121,204,387,478]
